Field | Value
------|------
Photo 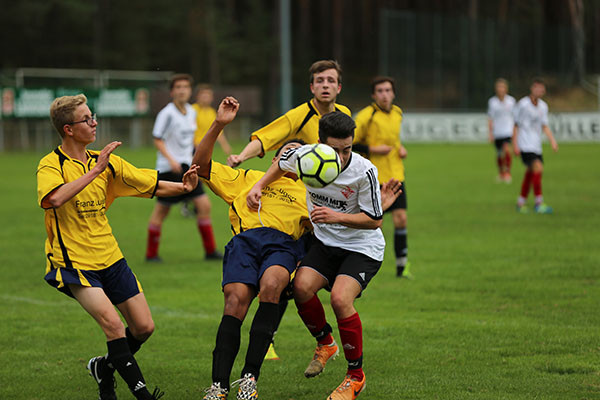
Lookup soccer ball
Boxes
[295,144,341,188]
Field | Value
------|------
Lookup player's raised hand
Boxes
[246,185,262,210]
[227,154,243,167]
[93,141,121,173]
[381,178,402,212]
[216,96,240,125]
[182,165,199,192]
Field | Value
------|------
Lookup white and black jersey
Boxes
[514,96,549,155]
[487,95,516,139]
[279,145,385,261]
[152,102,197,173]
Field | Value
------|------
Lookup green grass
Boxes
[1,142,599,399]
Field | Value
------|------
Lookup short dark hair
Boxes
[309,60,342,84]
[169,73,193,90]
[532,76,545,86]
[275,139,306,157]
[318,112,355,142]
[371,76,396,94]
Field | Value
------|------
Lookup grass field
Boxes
[1,142,599,400]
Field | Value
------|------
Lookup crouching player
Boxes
[248,111,397,400]
[191,97,312,400]
[37,94,200,399]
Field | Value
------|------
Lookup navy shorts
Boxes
[222,227,305,288]
[521,152,543,167]
[44,258,142,305]
[494,137,512,152]
[385,181,407,212]
[299,238,382,293]
[157,163,205,204]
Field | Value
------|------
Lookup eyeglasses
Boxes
[69,114,97,127]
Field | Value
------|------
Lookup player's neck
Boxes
[173,100,188,114]
[529,95,539,106]
[60,140,88,163]
[313,98,336,115]
[375,102,392,112]
[497,94,505,101]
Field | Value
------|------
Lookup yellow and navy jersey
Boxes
[192,104,218,146]
[201,160,310,240]
[251,99,351,155]
[37,146,158,273]
[354,103,405,183]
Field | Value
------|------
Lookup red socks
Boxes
[532,172,542,197]
[520,170,533,198]
[338,313,364,380]
[504,152,512,171]
[146,224,161,259]
[297,295,333,345]
[197,218,216,255]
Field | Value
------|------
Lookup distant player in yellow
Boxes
[193,84,232,154]
[191,97,311,400]
[227,60,351,168]
[37,94,199,400]
[354,76,411,278]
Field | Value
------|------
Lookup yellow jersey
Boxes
[202,161,310,240]
[37,146,158,273]
[192,104,219,146]
[354,103,405,183]
[252,99,351,155]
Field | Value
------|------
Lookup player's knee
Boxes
[132,319,155,340]
[292,279,313,302]
[102,315,126,339]
[329,291,351,313]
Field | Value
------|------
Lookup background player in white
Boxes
[247,112,400,400]
[487,78,516,183]
[513,77,558,214]
[145,74,221,261]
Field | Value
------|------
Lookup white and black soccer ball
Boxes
[295,143,341,188]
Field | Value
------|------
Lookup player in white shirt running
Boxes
[145,74,221,261]
[512,77,558,214]
[247,111,400,400]
[487,78,516,183]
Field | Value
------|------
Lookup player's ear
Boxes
[63,124,73,137]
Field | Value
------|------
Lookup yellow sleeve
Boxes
[251,114,293,153]
[353,106,373,145]
[202,161,260,204]
[108,155,158,200]
[36,158,64,209]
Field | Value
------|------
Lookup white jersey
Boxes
[152,102,197,172]
[279,145,385,261]
[514,96,549,154]
[487,95,516,138]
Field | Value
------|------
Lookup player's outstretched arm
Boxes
[155,165,199,197]
[227,139,262,167]
[42,141,121,208]
[310,206,382,229]
[246,161,286,210]
[192,97,240,178]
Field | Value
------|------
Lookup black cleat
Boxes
[205,250,223,261]
[87,356,117,400]
[145,256,163,263]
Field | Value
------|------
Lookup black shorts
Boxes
[157,163,205,204]
[300,238,381,293]
[385,181,407,212]
[520,152,543,167]
[494,137,512,152]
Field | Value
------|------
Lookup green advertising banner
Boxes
[1,87,150,118]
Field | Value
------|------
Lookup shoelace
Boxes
[205,383,228,395]
[231,375,256,392]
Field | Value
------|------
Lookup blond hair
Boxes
[50,94,87,138]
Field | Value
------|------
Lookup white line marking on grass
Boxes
[1,294,213,321]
